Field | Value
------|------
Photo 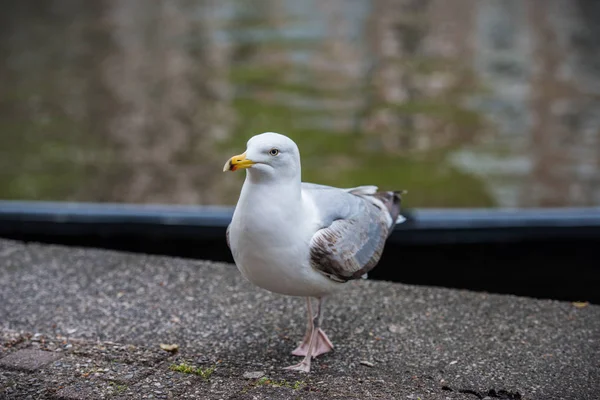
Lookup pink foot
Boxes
[291,328,334,358]
[283,360,311,373]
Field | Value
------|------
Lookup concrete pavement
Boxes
[0,239,598,399]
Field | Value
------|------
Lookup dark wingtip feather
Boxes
[373,190,406,228]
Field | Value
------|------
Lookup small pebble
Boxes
[243,371,265,379]
[359,360,374,367]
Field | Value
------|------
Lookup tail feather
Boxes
[372,190,407,230]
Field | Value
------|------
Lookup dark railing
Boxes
[1,200,599,304]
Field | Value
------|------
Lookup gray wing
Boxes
[302,183,404,283]
[226,224,231,249]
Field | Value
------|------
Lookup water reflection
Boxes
[1,0,599,208]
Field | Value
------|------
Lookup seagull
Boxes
[223,132,406,372]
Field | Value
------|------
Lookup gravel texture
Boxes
[0,239,599,399]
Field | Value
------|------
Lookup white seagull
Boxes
[223,132,406,372]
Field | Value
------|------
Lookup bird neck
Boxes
[239,172,302,214]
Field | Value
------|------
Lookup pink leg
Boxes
[284,297,331,373]
[291,298,313,356]
[292,298,334,358]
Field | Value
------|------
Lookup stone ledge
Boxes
[0,349,62,373]
[1,239,599,399]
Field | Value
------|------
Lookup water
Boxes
[1,0,599,208]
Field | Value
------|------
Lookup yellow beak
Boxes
[223,152,256,172]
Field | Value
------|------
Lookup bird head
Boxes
[223,132,301,182]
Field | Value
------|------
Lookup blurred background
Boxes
[1,0,599,209]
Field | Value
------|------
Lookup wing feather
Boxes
[226,224,231,249]
[303,184,405,283]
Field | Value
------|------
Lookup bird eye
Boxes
[269,148,279,156]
